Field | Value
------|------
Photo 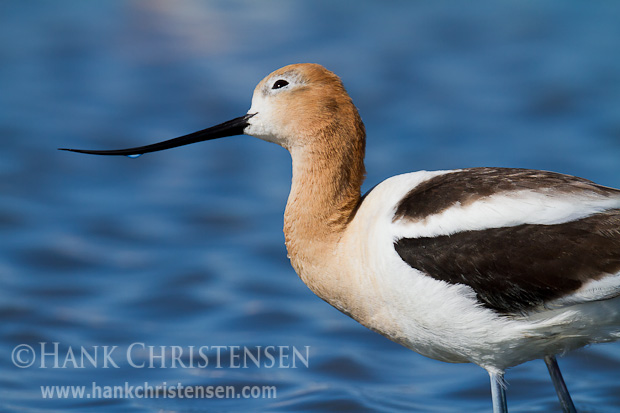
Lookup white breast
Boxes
[335,170,620,370]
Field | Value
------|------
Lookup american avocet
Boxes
[61,63,620,412]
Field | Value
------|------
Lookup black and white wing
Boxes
[390,167,620,314]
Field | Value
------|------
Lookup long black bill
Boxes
[59,113,255,156]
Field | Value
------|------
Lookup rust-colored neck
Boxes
[283,118,366,273]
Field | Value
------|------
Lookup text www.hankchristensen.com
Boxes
[41,382,277,399]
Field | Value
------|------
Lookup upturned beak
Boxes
[59,113,255,156]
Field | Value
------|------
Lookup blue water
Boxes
[1,1,620,412]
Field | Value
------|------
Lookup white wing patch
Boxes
[547,274,620,308]
[389,175,620,240]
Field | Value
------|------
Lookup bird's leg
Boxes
[544,355,577,413]
[489,371,508,413]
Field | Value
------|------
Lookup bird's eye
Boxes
[272,79,289,89]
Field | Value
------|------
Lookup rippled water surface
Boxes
[2,1,620,412]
